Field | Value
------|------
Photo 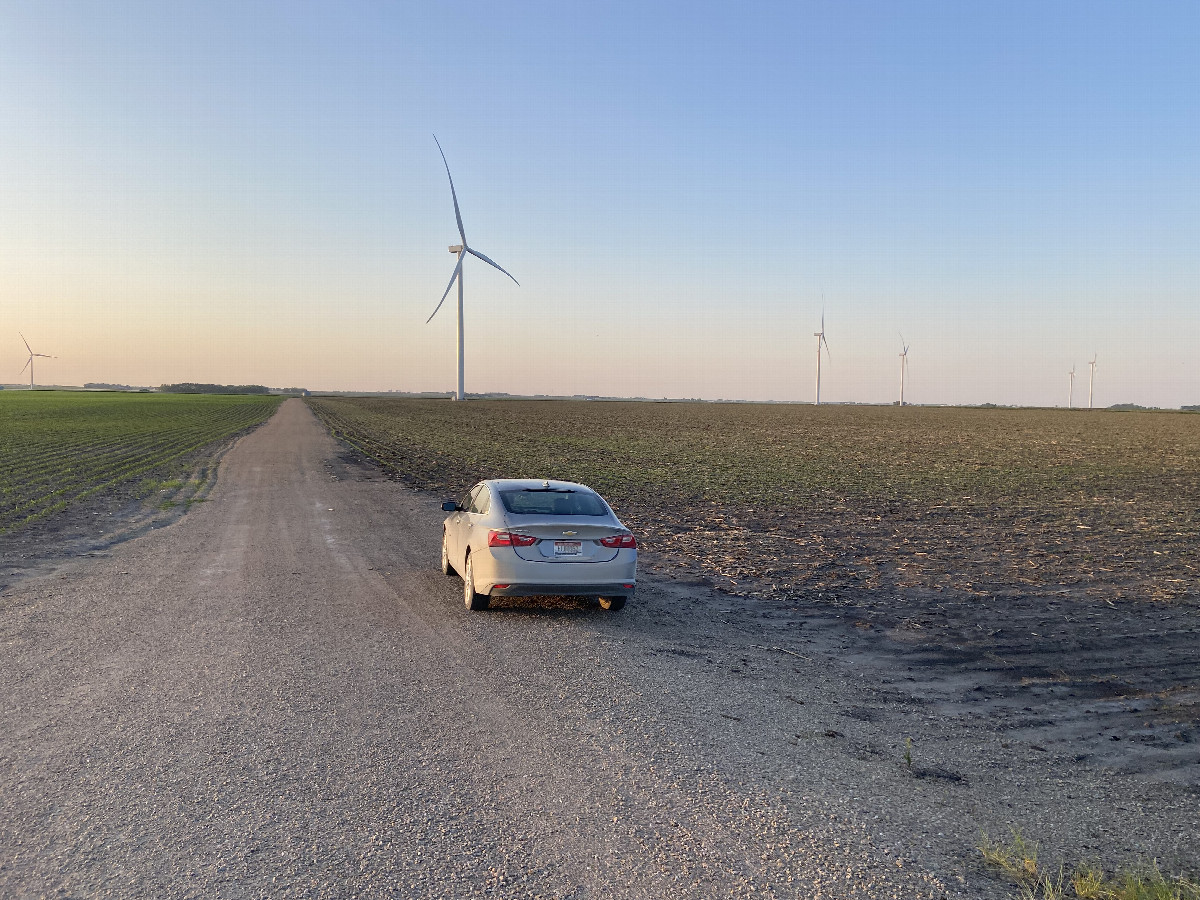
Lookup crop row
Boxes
[0,392,282,533]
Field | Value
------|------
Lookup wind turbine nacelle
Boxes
[448,244,464,254]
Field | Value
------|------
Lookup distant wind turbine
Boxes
[1068,363,1076,409]
[813,312,830,405]
[899,334,910,406]
[1088,355,1097,409]
[425,135,519,401]
[19,333,54,390]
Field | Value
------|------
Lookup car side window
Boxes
[459,487,476,512]
[465,484,492,514]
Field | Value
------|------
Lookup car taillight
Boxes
[599,534,637,549]
[488,530,537,547]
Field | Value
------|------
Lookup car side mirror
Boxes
[441,500,458,512]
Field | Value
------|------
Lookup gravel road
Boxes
[2,399,1195,899]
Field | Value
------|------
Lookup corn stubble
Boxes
[305,398,1200,607]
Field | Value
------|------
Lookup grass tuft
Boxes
[1071,864,1105,899]
[980,832,1200,900]
[981,829,1041,885]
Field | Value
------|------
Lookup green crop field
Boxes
[0,391,282,533]
[307,397,1200,605]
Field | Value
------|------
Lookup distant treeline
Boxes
[160,383,271,395]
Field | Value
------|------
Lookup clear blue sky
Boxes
[1,1,1197,406]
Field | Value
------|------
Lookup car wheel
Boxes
[599,595,627,611]
[463,552,490,611]
[440,532,455,576]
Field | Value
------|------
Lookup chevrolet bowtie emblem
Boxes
[563,531,577,536]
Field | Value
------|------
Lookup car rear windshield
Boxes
[499,489,608,517]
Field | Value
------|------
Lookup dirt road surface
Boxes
[2,400,1196,899]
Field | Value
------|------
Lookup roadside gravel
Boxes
[1,399,1195,898]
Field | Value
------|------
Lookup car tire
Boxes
[440,532,455,576]
[599,595,627,611]
[463,552,490,611]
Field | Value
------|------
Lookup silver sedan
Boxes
[440,479,637,611]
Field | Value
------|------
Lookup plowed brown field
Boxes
[305,398,1200,607]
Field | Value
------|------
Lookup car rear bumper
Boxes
[471,547,637,596]
[486,582,636,599]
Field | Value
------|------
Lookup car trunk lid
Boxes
[504,520,629,562]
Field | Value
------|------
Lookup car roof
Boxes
[484,478,596,493]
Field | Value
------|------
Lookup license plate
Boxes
[553,541,582,556]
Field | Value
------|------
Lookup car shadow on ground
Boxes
[478,594,615,616]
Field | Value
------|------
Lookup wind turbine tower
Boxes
[899,335,910,406]
[813,313,830,405]
[1088,355,1097,409]
[19,333,54,390]
[425,136,519,401]
[1068,364,1076,409]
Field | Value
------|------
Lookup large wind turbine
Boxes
[1088,355,1097,409]
[813,313,830,405]
[1068,363,1076,409]
[898,335,910,406]
[19,333,54,390]
[425,135,519,401]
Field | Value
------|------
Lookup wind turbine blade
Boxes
[821,333,831,360]
[20,332,31,354]
[426,257,464,324]
[433,135,467,246]
[465,247,519,286]
[20,358,30,374]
